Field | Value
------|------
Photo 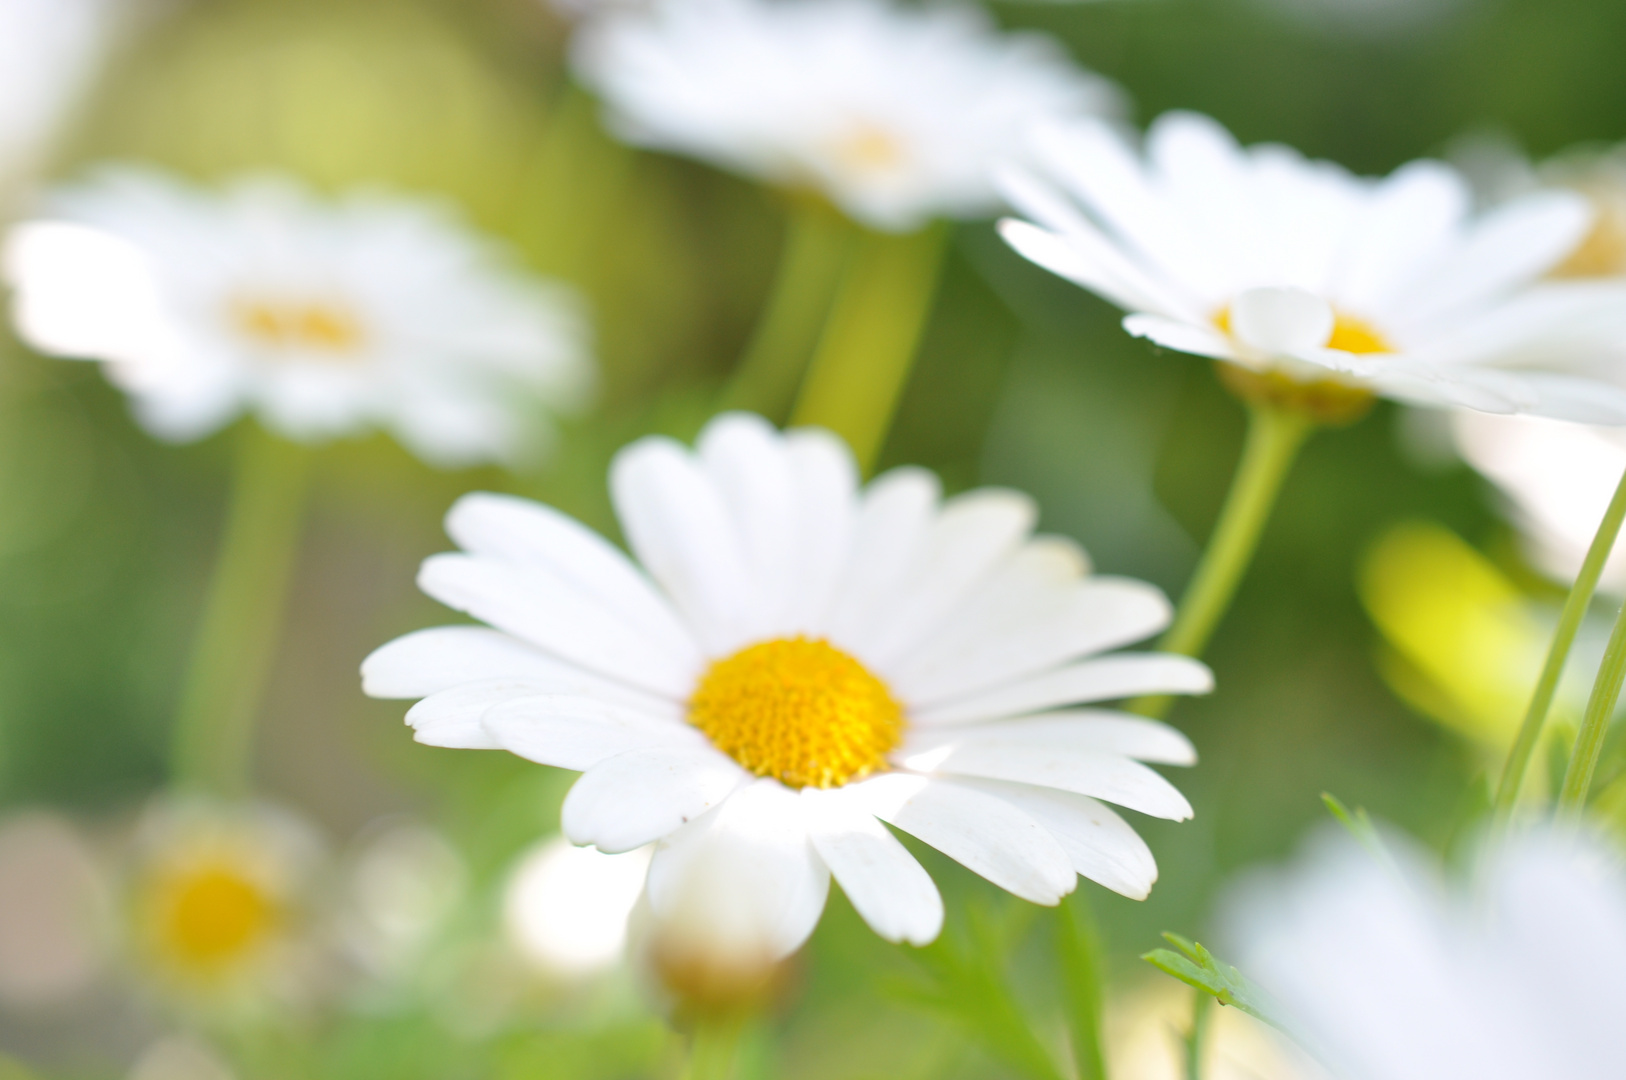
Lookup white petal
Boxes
[444,493,700,667]
[818,466,941,638]
[852,774,1075,905]
[781,427,860,631]
[995,216,1193,320]
[362,625,647,701]
[405,680,548,749]
[856,489,1038,668]
[901,742,1193,821]
[697,413,801,630]
[1230,286,1335,357]
[912,654,1214,727]
[954,779,1157,900]
[1123,313,1238,362]
[561,745,748,854]
[1351,357,1626,424]
[802,786,943,945]
[905,711,1198,767]
[1393,190,1592,326]
[482,694,699,771]
[645,780,830,959]
[895,577,1173,706]
[1331,160,1469,314]
[611,434,761,655]
[417,554,696,697]
[1030,116,1232,302]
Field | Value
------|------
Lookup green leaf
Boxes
[1321,792,1396,869]
[1140,933,1284,1031]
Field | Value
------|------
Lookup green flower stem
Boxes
[169,425,311,796]
[517,81,636,282]
[1495,463,1626,819]
[1559,592,1626,815]
[789,222,949,475]
[1057,892,1109,1080]
[1131,402,1312,718]
[718,200,855,422]
[682,1018,745,1080]
[1184,990,1213,1080]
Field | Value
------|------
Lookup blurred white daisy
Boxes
[126,797,327,1010]
[1233,823,1626,1080]
[503,836,650,977]
[5,166,593,468]
[999,111,1626,423]
[0,0,121,206]
[365,412,1207,956]
[573,0,1122,232]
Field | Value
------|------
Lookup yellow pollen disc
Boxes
[150,865,280,971]
[688,637,902,790]
[1551,198,1626,278]
[233,298,365,355]
[1212,305,1393,356]
[1211,304,1387,425]
[831,122,906,174]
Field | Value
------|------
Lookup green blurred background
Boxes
[4,0,1625,1075]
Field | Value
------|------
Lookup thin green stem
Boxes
[682,1017,745,1080]
[789,222,948,474]
[1183,990,1213,1080]
[1058,891,1109,1080]
[1131,402,1312,718]
[1495,463,1626,819]
[1559,593,1626,814]
[718,200,855,422]
[170,425,311,797]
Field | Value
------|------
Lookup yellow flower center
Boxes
[688,637,902,789]
[831,122,906,176]
[232,297,365,356]
[1213,304,1393,355]
[1551,197,1626,278]
[148,864,280,973]
[1212,304,1389,425]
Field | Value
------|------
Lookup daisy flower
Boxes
[364,413,1207,953]
[572,0,1122,232]
[126,797,326,1009]
[1233,823,1626,1080]
[998,111,1626,424]
[4,165,593,468]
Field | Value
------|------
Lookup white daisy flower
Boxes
[572,0,1123,233]
[998,111,1626,424]
[1233,823,1626,1080]
[4,166,593,468]
[363,412,1208,953]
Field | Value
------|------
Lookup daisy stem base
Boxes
[682,1017,746,1080]
[1496,461,1626,820]
[1559,589,1626,814]
[1132,402,1311,718]
[719,199,855,422]
[170,424,311,797]
[790,221,948,474]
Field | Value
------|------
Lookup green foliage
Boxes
[1140,933,1281,1032]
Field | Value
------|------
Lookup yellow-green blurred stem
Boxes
[170,425,311,796]
[1132,402,1311,719]
[682,1018,745,1080]
[719,200,855,422]
[1496,463,1626,819]
[790,222,948,474]
[1560,591,1626,815]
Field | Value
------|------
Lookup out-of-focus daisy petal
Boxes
[482,694,699,771]
[912,654,1213,727]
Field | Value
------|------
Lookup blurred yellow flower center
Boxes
[1551,197,1626,278]
[831,122,906,175]
[233,298,365,355]
[1213,305,1393,355]
[151,864,279,971]
[688,637,902,789]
